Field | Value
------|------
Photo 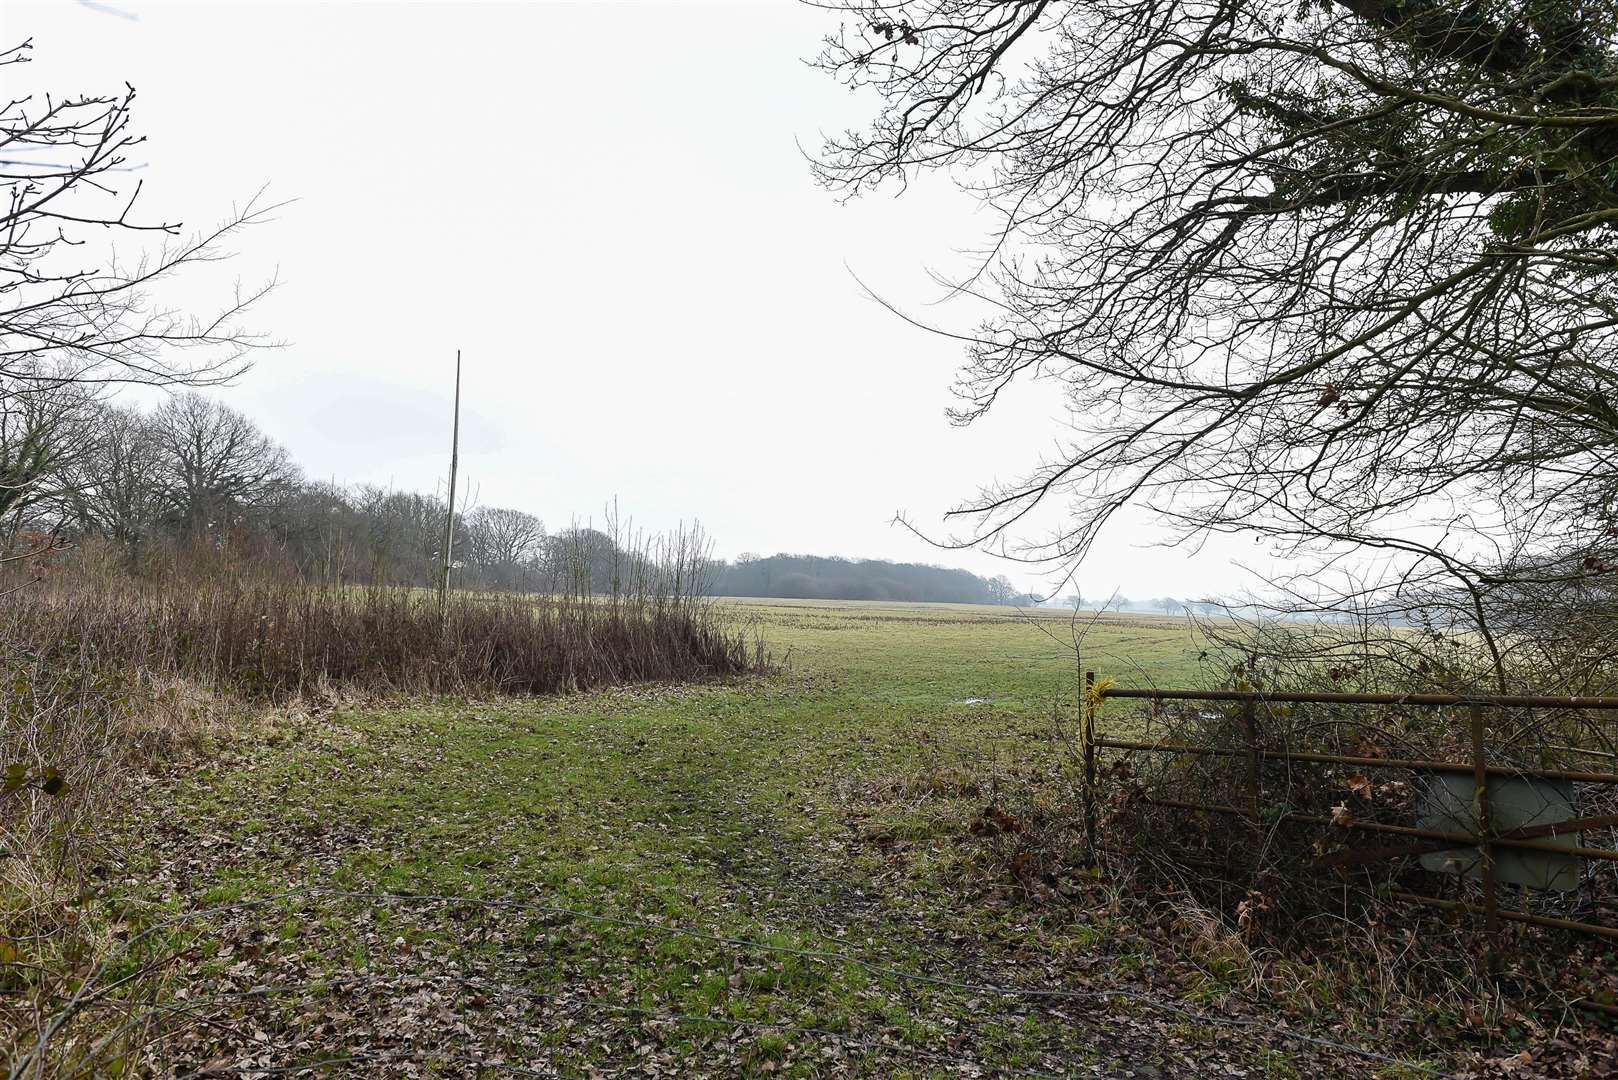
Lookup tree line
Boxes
[0,377,615,591]
[3,378,1042,604]
[713,553,1036,605]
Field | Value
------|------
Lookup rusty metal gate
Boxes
[1079,675,1618,955]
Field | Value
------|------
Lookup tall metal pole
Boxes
[439,350,462,626]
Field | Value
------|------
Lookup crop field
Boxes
[94,600,1436,1077]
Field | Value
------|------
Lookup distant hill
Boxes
[711,553,1036,606]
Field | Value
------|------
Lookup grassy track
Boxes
[100,601,1437,1077]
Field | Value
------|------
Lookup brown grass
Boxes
[3,577,757,700]
[0,564,762,1073]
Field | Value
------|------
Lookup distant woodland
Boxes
[1,385,1051,606]
[711,553,1037,606]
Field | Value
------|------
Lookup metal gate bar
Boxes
[1102,687,1618,709]
[1081,675,1618,945]
[1138,795,1618,862]
[1094,737,1618,785]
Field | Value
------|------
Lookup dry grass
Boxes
[5,577,757,701]
[0,565,761,1072]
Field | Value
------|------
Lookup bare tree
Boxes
[0,363,101,530]
[0,37,279,562]
[988,573,1016,605]
[811,0,1618,683]
[1,39,277,392]
[58,403,165,546]
[542,527,622,595]
[265,480,367,582]
[150,393,298,533]
[465,508,546,573]
[355,487,455,586]
[465,506,545,582]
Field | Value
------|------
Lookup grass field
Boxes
[724,597,1210,697]
[80,600,1442,1077]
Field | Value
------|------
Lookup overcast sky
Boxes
[8,0,1257,599]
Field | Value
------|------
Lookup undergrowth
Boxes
[0,555,763,1075]
[893,679,1618,1076]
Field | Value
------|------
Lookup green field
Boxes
[723,597,1210,695]
[101,600,1432,1077]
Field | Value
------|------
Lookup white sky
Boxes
[6,0,1255,599]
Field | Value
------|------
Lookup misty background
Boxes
[8,0,1257,601]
